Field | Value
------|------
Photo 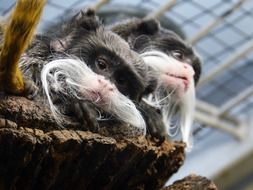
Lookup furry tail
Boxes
[0,0,46,94]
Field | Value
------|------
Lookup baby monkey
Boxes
[111,18,201,148]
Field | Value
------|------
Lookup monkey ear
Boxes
[137,19,160,35]
[72,8,100,31]
[111,18,159,39]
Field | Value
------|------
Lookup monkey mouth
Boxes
[88,91,103,103]
[171,74,189,89]
[169,74,187,81]
[163,73,189,92]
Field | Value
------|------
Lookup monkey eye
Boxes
[171,50,184,60]
[96,58,108,70]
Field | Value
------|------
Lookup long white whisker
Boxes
[141,50,196,150]
[41,58,146,134]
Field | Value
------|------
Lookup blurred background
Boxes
[1,0,253,189]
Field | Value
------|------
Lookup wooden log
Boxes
[0,95,186,189]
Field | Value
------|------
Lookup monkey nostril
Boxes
[98,76,107,83]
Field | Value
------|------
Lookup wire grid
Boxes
[0,0,252,124]
[0,1,15,15]
[164,0,253,115]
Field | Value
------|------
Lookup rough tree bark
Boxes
[0,96,218,190]
[163,175,218,190]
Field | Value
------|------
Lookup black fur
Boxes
[138,101,167,142]
[111,18,202,85]
[111,18,202,139]
[44,9,147,101]
[20,10,149,133]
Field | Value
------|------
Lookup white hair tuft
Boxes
[141,51,196,150]
[41,58,146,134]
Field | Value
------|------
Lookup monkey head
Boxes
[138,29,201,99]
[111,18,201,99]
[49,9,148,102]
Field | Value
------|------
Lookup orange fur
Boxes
[0,0,46,94]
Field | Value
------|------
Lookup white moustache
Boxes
[141,50,196,150]
[41,58,146,134]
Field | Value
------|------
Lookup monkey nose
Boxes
[97,76,116,91]
[183,63,195,76]
[97,76,107,84]
[183,63,190,69]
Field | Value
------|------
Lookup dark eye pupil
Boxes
[97,60,107,70]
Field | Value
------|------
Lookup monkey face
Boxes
[85,48,144,101]
[45,10,147,102]
[132,30,201,99]
[67,28,146,101]
[141,50,195,99]
[149,31,201,85]
[111,18,201,98]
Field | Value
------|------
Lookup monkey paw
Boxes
[71,101,99,132]
[23,79,39,100]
